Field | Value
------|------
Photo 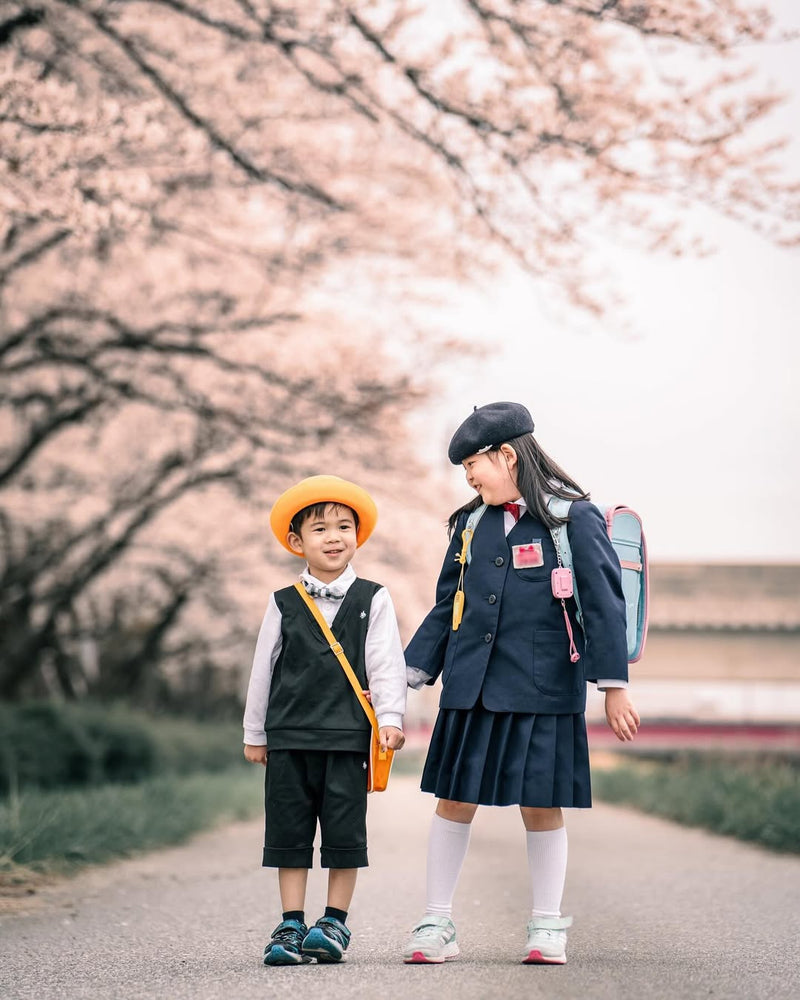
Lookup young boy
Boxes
[243,475,406,966]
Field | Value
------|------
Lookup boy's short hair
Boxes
[290,502,360,537]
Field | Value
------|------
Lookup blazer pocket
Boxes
[533,629,582,696]
[514,566,550,584]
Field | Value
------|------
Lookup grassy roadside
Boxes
[592,751,800,854]
[0,766,263,884]
[4,740,795,897]
[0,751,424,889]
[0,702,245,795]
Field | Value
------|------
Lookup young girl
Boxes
[403,401,640,966]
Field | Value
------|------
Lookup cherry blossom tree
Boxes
[1,0,796,704]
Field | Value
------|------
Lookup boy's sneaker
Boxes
[403,915,459,964]
[263,918,311,966]
[301,915,351,963]
[522,915,573,965]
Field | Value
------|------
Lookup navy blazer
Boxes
[405,501,628,714]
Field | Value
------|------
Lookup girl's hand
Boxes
[379,726,405,751]
[604,688,640,742]
[244,743,268,766]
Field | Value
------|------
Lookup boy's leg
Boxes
[263,749,316,869]
[278,868,309,913]
[301,751,367,963]
[262,751,316,967]
[403,799,474,964]
[326,867,358,913]
[264,868,313,966]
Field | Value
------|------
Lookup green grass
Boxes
[0,701,245,795]
[593,751,800,854]
[0,765,263,875]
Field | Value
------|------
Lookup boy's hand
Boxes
[379,726,405,751]
[244,743,268,766]
[604,688,640,742]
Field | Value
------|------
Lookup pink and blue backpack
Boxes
[546,497,649,663]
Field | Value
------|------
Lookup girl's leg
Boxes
[403,800,477,962]
[436,799,479,823]
[519,807,568,917]
[425,799,478,917]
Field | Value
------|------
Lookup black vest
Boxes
[266,578,382,751]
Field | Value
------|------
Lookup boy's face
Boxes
[287,503,358,583]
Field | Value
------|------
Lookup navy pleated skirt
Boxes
[420,701,591,808]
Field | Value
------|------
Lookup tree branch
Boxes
[59,0,346,209]
[0,8,44,46]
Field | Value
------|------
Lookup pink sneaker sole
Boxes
[523,949,566,965]
[404,949,459,964]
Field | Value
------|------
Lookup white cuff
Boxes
[406,666,433,690]
[597,679,628,691]
[376,713,404,731]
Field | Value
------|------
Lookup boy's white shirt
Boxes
[243,564,406,746]
[406,499,627,691]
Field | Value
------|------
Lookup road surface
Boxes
[2,772,798,1000]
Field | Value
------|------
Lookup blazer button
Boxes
[484,633,493,643]
[488,594,497,604]
[494,556,504,566]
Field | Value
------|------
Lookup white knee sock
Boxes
[526,827,568,918]
[425,814,472,918]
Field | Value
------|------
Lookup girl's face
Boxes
[287,504,358,582]
[462,445,519,506]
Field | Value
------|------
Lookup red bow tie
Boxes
[503,502,521,522]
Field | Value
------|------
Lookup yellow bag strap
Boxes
[293,582,379,739]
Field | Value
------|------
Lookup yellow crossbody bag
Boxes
[293,583,394,792]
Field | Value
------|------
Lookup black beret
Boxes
[448,401,535,465]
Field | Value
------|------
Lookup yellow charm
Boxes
[452,589,465,631]
[451,526,473,630]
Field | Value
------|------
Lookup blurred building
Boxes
[586,563,800,731]
[408,564,800,742]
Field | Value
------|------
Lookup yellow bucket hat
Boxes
[269,475,378,556]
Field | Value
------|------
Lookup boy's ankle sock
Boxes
[282,910,305,924]
[324,906,348,924]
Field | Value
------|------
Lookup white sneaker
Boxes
[523,915,573,965]
[403,915,459,964]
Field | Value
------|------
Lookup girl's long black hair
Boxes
[447,433,589,538]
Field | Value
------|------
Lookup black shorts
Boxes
[262,748,369,869]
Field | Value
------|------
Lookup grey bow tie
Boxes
[303,580,345,600]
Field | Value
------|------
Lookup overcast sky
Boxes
[418,4,800,564]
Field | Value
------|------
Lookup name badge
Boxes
[512,541,544,569]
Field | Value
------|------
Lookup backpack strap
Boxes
[463,503,488,565]
[546,496,583,626]
[546,496,583,662]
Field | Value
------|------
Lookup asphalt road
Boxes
[2,772,799,1000]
